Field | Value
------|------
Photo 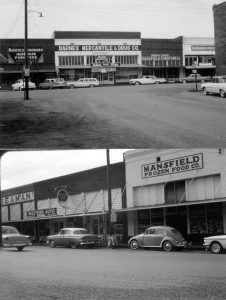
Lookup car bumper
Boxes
[3,242,32,247]
[80,241,100,246]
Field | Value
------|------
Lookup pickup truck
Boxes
[129,75,167,85]
[201,76,226,98]
[179,74,210,83]
[12,79,36,91]
[39,78,68,89]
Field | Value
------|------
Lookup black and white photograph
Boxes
[0,0,226,299]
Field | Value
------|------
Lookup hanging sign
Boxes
[27,208,58,218]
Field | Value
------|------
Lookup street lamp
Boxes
[24,0,43,100]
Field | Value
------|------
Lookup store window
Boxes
[137,210,150,233]
[189,204,206,234]
[151,208,164,226]
[165,180,186,204]
[115,55,138,65]
[207,203,223,234]
[59,56,84,66]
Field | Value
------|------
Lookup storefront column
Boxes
[223,202,226,234]
[127,211,137,237]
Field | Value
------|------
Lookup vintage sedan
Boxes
[39,78,68,89]
[67,78,100,88]
[47,228,100,249]
[203,235,226,254]
[2,226,32,251]
[128,226,188,251]
[12,79,36,91]
[129,75,167,85]
[201,76,226,98]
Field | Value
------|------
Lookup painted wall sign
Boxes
[141,153,203,179]
[143,54,181,61]
[8,48,43,64]
[57,188,69,207]
[27,208,58,218]
[191,45,215,51]
[1,191,34,206]
[55,45,141,51]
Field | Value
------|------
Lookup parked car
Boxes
[201,76,226,98]
[46,228,100,249]
[128,226,189,251]
[12,79,36,91]
[2,225,32,251]
[129,75,167,85]
[203,235,226,254]
[67,78,100,88]
[39,78,68,89]
[179,74,210,83]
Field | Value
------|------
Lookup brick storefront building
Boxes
[213,2,226,75]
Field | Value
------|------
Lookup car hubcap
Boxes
[164,242,171,251]
[212,243,220,253]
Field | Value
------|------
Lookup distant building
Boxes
[213,2,226,75]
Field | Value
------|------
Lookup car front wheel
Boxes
[130,240,139,250]
[17,246,24,251]
[182,80,186,84]
[210,242,222,254]
[50,240,56,248]
[135,81,140,85]
[220,90,226,98]
[203,88,209,96]
[162,240,173,252]
[89,84,94,88]
[70,242,77,249]
[69,85,75,89]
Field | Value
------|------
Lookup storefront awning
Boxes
[117,198,226,212]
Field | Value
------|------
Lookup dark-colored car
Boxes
[39,78,68,89]
[128,226,188,252]
[2,226,32,251]
[47,228,100,249]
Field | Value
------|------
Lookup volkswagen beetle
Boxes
[128,226,188,252]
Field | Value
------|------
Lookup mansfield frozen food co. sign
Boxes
[141,153,203,178]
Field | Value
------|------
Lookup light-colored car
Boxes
[203,235,226,254]
[12,79,36,91]
[179,74,210,83]
[67,78,100,88]
[128,226,189,251]
[39,78,68,89]
[201,76,226,98]
[129,75,167,85]
[47,228,100,249]
[2,225,32,251]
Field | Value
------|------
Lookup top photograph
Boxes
[0,0,226,149]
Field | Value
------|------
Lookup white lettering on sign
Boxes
[141,154,203,179]
[191,45,215,51]
[27,208,58,218]
[1,191,34,206]
[56,45,141,51]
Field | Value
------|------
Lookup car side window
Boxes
[59,230,65,235]
[148,228,155,235]
[156,229,167,235]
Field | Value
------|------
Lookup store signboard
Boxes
[141,153,203,179]
[55,45,141,51]
[92,67,116,73]
[27,208,58,218]
[191,45,215,51]
[1,191,34,206]
[143,54,181,61]
[8,48,44,64]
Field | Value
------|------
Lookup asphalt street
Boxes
[0,246,225,299]
[1,83,226,148]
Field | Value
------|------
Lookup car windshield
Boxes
[2,227,19,234]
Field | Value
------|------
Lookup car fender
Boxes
[160,237,175,247]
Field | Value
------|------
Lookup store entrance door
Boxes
[165,213,187,238]
[99,72,114,84]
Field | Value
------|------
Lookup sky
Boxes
[0,0,224,39]
[0,149,131,190]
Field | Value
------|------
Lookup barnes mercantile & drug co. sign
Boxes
[141,153,203,179]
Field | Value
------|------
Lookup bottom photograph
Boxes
[1,148,226,250]
[1,148,226,300]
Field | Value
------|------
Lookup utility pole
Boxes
[24,0,29,100]
[106,149,113,236]
[0,151,8,248]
